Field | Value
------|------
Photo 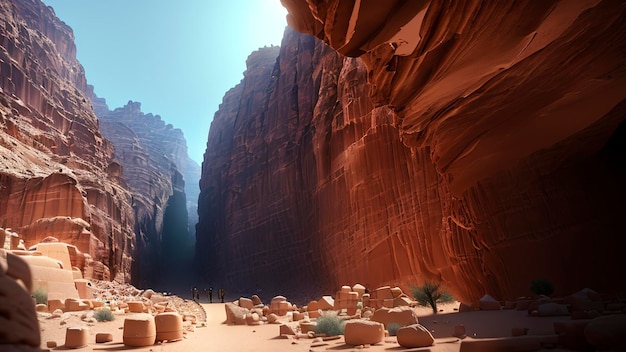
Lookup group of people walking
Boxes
[192,286,225,303]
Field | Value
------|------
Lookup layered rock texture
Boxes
[0,0,135,281]
[96,100,200,286]
[198,1,626,302]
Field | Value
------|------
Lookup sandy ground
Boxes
[38,300,575,352]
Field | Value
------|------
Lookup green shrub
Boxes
[32,287,47,305]
[356,302,363,310]
[94,309,115,322]
[530,278,554,296]
[410,281,455,314]
[314,312,345,336]
[387,322,401,336]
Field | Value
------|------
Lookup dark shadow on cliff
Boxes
[150,189,204,299]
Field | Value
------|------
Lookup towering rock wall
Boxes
[97,100,199,286]
[198,0,626,302]
[0,0,135,281]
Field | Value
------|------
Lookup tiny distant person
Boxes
[218,288,225,303]
[208,287,213,303]
[192,287,199,301]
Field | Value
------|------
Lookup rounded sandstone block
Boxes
[64,326,89,348]
[36,303,48,312]
[95,332,113,343]
[123,313,156,347]
[344,320,384,345]
[155,312,183,342]
[127,300,144,313]
[46,341,57,348]
[397,324,435,348]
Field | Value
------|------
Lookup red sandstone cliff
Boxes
[198,0,626,302]
[0,0,135,281]
[97,100,199,286]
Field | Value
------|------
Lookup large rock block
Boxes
[225,302,249,325]
[0,250,40,348]
[64,327,89,348]
[344,320,384,346]
[371,306,419,328]
[123,314,156,347]
[397,324,435,348]
[584,314,626,351]
[155,312,183,342]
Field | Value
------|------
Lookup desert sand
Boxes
[38,299,575,352]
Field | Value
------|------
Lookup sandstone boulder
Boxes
[225,303,249,325]
[584,314,626,351]
[371,306,419,328]
[479,295,501,311]
[397,324,435,348]
[123,314,156,347]
[64,327,89,348]
[344,320,384,345]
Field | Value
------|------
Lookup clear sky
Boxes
[41,0,288,164]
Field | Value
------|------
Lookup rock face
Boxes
[0,0,135,281]
[97,100,199,285]
[198,0,626,302]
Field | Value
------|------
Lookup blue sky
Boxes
[42,0,287,164]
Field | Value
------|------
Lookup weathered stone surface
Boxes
[0,250,40,347]
[0,0,135,282]
[198,0,626,302]
[584,314,626,351]
[96,100,199,285]
[371,306,419,329]
[344,320,384,346]
[396,324,435,348]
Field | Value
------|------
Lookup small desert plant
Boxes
[314,312,345,336]
[32,287,47,305]
[530,278,554,296]
[356,302,363,310]
[410,281,455,314]
[387,322,401,336]
[94,309,115,322]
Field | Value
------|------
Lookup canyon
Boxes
[196,1,626,302]
[0,0,197,286]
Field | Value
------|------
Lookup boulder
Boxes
[225,302,249,325]
[95,333,113,343]
[371,306,419,328]
[397,324,435,348]
[478,295,501,311]
[123,314,156,347]
[344,320,384,345]
[64,327,89,348]
[239,297,254,310]
[251,294,263,306]
[458,302,473,312]
[318,296,334,310]
[352,284,366,298]
[554,320,592,350]
[245,312,261,325]
[279,324,296,336]
[584,314,626,351]
[267,313,279,323]
[155,312,183,342]
[537,303,569,316]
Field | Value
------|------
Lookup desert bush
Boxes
[32,287,47,305]
[387,322,401,336]
[410,281,455,314]
[530,278,554,296]
[94,309,115,322]
[314,312,345,336]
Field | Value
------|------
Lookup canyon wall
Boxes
[97,100,199,286]
[198,0,626,302]
[0,0,135,281]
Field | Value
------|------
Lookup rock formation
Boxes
[0,0,135,281]
[198,0,626,302]
[96,100,199,286]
